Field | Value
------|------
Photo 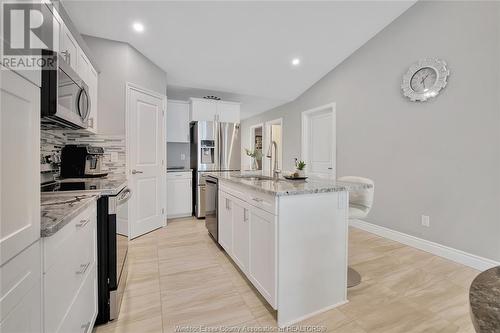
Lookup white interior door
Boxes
[127,84,166,239]
[302,104,336,178]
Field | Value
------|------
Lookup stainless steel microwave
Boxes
[41,50,90,129]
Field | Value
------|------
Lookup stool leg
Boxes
[347,266,362,288]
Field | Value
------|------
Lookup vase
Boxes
[252,158,259,170]
[296,169,305,177]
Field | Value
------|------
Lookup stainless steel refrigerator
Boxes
[190,121,241,218]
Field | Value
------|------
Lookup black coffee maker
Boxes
[60,145,108,178]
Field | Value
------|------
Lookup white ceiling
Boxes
[63,1,415,119]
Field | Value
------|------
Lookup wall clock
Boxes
[401,58,450,102]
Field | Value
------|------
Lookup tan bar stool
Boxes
[338,176,375,288]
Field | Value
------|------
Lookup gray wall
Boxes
[83,35,167,135]
[167,143,190,169]
[241,1,500,261]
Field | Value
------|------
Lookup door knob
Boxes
[131,169,143,174]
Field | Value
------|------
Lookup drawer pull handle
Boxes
[76,219,90,228]
[76,262,91,275]
[81,321,91,332]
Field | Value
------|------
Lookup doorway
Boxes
[249,124,263,170]
[301,103,336,178]
[126,83,167,239]
[263,118,283,176]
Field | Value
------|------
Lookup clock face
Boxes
[410,67,438,93]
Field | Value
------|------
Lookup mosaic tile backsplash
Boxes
[41,130,126,178]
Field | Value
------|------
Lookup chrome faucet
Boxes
[266,140,280,179]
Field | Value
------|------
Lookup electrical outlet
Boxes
[110,152,118,162]
[180,153,186,161]
[421,215,430,227]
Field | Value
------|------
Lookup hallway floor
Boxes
[94,217,478,333]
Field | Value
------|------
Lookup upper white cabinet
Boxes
[86,66,99,133]
[0,68,41,266]
[49,4,99,134]
[190,98,218,122]
[217,101,241,123]
[61,23,78,71]
[190,98,240,123]
[166,100,190,142]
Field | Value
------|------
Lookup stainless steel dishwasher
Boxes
[205,176,218,241]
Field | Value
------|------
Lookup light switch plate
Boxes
[111,152,118,162]
[180,153,186,161]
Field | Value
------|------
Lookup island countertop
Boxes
[41,194,98,237]
[204,171,373,196]
[469,266,500,332]
[41,176,127,196]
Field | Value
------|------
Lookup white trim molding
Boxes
[350,219,499,271]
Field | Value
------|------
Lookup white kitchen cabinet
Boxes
[231,197,249,272]
[167,100,190,142]
[43,202,97,333]
[0,241,42,333]
[167,172,192,218]
[248,206,276,307]
[0,68,40,265]
[190,98,240,123]
[190,98,218,122]
[217,101,241,123]
[218,191,233,252]
[77,48,90,82]
[86,65,99,133]
[61,23,79,71]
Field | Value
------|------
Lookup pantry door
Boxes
[127,83,166,239]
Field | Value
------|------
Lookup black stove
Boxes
[41,181,102,192]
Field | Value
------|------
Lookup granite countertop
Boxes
[205,171,373,196]
[41,194,98,237]
[469,266,500,332]
[41,177,128,196]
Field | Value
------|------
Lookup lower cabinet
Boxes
[248,207,276,305]
[43,202,98,333]
[0,241,42,333]
[231,197,249,272]
[218,187,277,308]
[167,172,192,218]
[218,191,233,252]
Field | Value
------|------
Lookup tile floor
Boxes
[94,217,479,333]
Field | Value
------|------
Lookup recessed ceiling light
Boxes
[132,22,144,33]
[291,58,301,66]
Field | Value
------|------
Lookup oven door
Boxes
[109,187,131,320]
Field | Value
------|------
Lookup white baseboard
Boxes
[350,219,499,271]
[278,300,349,328]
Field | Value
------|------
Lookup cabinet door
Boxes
[190,99,217,121]
[166,101,190,142]
[61,24,78,70]
[217,102,240,123]
[86,66,98,133]
[0,69,40,265]
[167,178,192,217]
[231,198,249,272]
[249,207,276,307]
[218,192,233,253]
[0,241,42,333]
[77,49,90,83]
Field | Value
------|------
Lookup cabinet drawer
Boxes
[57,265,97,333]
[43,202,96,272]
[167,171,192,180]
[44,207,96,333]
[220,183,276,215]
[0,241,41,321]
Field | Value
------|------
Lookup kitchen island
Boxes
[205,171,372,327]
